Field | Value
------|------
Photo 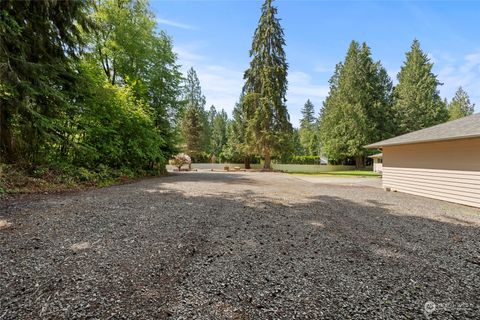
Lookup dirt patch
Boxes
[0,219,12,229]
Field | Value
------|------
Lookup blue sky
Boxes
[151,0,480,127]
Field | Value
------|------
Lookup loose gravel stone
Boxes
[1,171,479,319]
[70,242,92,253]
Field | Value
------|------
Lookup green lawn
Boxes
[289,170,381,177]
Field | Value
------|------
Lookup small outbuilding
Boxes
[366,113,480,208]
[368,153,383,173]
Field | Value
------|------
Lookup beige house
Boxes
[366,113,480,208]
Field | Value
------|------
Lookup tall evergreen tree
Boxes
[393,40,448,134]
[180,68,208,160]
[448,87,475,120]
[300,99,316,127]
[299,99,317,155]
[183,67,206,111]
[223,98,253,167]
[205,105,217,154]
[319,41,393,167]
[211,109,228,159]
[0,0,89,162]
[291,128,305,156]
[208,105,217,126]
[242,0,292,169]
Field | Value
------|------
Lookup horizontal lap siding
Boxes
[382,138,480,208]
[382,167,480,207]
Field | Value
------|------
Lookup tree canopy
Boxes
[1,0,183,180]
[1,0,473,182]
[180,68,209,161]
[319,41,393,167]
[0,0,89,162]
[393,40,448,134]
[448,87,475,120]
[299,100,319,156]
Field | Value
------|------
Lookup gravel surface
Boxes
[1,171,479,319]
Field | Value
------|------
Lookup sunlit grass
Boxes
[289,170,381,177]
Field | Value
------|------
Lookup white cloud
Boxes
[313,65,330,73]
[197,65,244,112]
[427,52,436,64]
[174,43,330,126]
[175,46,206,63]
[287,71,329,126]
[174,44,243,113]
[437,52,480,112]
[156,17,193,30]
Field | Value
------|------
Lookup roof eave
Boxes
[364,134,480,149]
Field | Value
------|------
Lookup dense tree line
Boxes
[319,41,394,167]
[1,0,182,182]
[318,39,475,167]
[2,0,475,181]
[178,0,476,169]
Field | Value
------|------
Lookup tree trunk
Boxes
[263,148,271,170]
[355,156,364,169]
[244,156,251,170]
[0,107,14,163]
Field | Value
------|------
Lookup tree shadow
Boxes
[1,175,479,319]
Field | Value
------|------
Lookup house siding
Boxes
[382,138,480,208]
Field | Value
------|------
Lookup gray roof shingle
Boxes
[365,113,480,148]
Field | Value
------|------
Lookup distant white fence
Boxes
[166,163,245,171]
[166,163,356,173]
[254,164,356,173]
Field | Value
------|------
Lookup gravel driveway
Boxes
[1,172,479,319]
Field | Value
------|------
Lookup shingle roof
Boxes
[365,113,480,148]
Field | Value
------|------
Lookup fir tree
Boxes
[448,87,475,120]
[300,99,316,127]
[299,100,317,155]
[0,0,89,162]
[180,68,208,160]
[393,40,448,134]
[319,41,393,167]
[223,98,252,167]
[242,0,292,169]
[183,67,206,111]
[291,128,305,156]
[211,109,228,159]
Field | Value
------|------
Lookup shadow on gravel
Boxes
[165,172,257,182]
[1,181,479,319]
